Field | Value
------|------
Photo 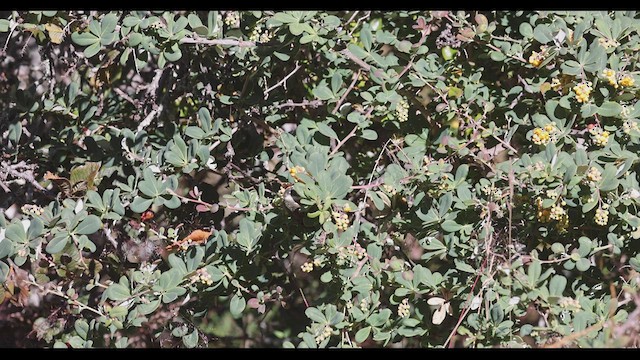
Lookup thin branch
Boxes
[113,87,137,106]
[181,37,257,48]
[264,62,301,99]
[330,124,358,156]
[332,70,361,114]
[340,48,371,71]
[272,99,323,110]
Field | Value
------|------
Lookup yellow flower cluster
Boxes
[249,25,273,43]
[289,166,306,182]
[535,197,550,223]
[301,261,314,273]
[620,74,635,87]
[549,204,566,221]
[623,120,639,134]
[531,128,550,145]
[301,258,323,273]
[337,243,367,264]
[602,68,618,88]
[588,126,610,147]
[573,81,593,103]
[531,122,558,145]
[397,298,410,318]
[585,166,602,186]
[395,98,409,122]
[315,325,333,344]
[190,268,213,286]
[359,298,369,312]
[332,211,350,231]
[598,37,619,49]
[382,184,398,196]
[21,204,44,216]
[528,51,545,67]
[595,206,609,226]
[224,11,239,27]
[558,297,582,311]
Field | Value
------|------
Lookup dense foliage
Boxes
[2,10,640,348]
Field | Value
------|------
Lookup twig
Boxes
[26,280,106,318]
[113,87,137,106]
[444,257,488,348]
[332,70,361,114]
[340,48,371,71]
[330,124,359,156]
[181,37,257,48]
[264,62,301,99]
[543,322,603,348]
[272,99,323,110]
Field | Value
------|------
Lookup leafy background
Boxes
[1,10,640,348]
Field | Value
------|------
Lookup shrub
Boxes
[1,10,640,348]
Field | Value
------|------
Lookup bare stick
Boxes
[181,37,257,48]
[332,70,361,114]
[264,62,301,99]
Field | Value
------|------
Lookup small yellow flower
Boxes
[598,37,619,49]
[301,262,314,273]
[602,68,618,88]
[398,298,411,318]
[528,51,544,67]
[620,75,635,87]
[395,98,409,122]
[573,81,593,103]
[549,204,565,221]
[585,167,602,185]
[289,166,306,182]
[551,78,562,91]
[531,128,550,145]
[595,208,609,226]
[589,127,610,147]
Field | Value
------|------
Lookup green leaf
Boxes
[316,122,338,139]
[441,220,462,232]
[83,42,102,58]
[0,261,9,282]
[355,326,371,343]
[46,234,69,254]
[305,307,326,323]
[158,268,183,290]
[533,24,553,43]
[71,32,99,46]
[0,19,10,33]
[313,85,334,101]
[230,294,246,317]
[75,215,102,235]
[576,258,591,272]
[527,260,541,286]
[597,101,622,117]
[185,126,206,139]
[519,22,533,38]
[137,299,160,315]
[107,282,131,301]
[549,275,567,296]
[361,129,378,140]
[130,197,153,213]
[182,329,198,348]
